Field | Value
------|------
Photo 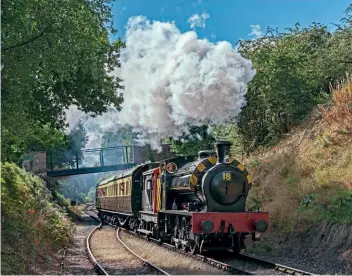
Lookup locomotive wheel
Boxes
[190,244,197,254]
[180,218,188,252]
[174,217,181,248]
[189,239,198,255]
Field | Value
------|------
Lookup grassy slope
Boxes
[245,78,352,227]
[241,78,352,267]
[1,163,74,274]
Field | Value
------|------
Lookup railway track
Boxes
[86,222,109,275]
[232,253,313,275]
[83,204,109,275]
[120,229,255,275]
[86,204,314,275]
[84,207,169,275]
[121,228,315,275]
[116,228,169,275]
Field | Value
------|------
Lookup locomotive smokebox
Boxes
[216,140,232,163]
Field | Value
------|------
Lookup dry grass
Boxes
[319,75,352,134]
[90,227,152,275]
[120,231,227,275]
[243,76,352,230]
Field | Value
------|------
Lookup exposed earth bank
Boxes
[244,79,352,275]
[247,222,352,274]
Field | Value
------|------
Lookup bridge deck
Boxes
[46,163,135,177]
[46,145,134,177]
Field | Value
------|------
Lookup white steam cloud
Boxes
[66,16,256,151]
[113,16,255,150]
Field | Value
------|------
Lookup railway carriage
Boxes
[96,140,269,254]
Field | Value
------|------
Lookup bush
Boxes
[237,12,352,152]
[315,189,352,224]
[1,163,73,274]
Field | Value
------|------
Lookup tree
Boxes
[47,120,89,169]
[1,0,125,162]
[237,14,352,152]
[170,125,215,156]
[101,127,137,147]
[210,123,244,156]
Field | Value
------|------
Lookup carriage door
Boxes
[143,174,153,211]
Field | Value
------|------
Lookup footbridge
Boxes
[46,146,135,177]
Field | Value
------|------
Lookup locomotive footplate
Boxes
[159,210,192,216]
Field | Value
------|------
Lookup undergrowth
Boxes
[245,76,352,230]
[1,163,74,274]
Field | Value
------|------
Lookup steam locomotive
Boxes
[96,140,269,254]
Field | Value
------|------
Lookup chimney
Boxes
[216,140,232,163]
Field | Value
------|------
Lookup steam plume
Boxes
[114,16,255,150]
[66,16,256,151]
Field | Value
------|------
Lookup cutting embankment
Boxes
[244,78,352,274]
[1,163,74,274]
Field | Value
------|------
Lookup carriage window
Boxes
[144,177,152,191]
[127,180,131,195]
[120,182,125,196]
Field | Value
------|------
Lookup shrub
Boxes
[1,163,74,274]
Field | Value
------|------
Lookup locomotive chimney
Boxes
[216,140,232,163]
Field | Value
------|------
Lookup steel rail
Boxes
[122,228,316,275]
[121,228,252,275]
[86,223,109,275]
[94,203,314,275]
[116,228,170,275]
[236,253,314,275]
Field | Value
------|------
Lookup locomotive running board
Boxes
[137,228,153,235]
[99,209,133,216]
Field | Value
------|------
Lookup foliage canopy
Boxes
[237,8,352,151]
[1,0,125,162]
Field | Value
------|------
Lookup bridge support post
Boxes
[76,152,79,169]
[125,147,128,163]
[100,150,104,167]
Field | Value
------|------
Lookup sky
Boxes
[111,0,351,44]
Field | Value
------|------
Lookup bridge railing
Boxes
[46,145,133,172]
